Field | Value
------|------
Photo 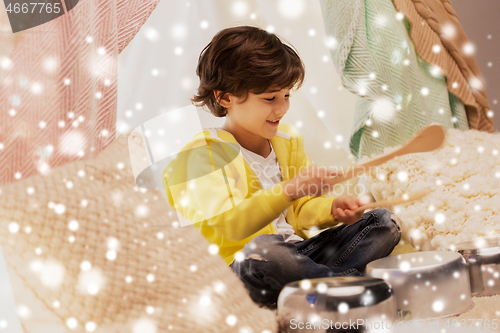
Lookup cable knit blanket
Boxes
[0,130,278,333]
[318,0,491,162]
[0,0,160,186]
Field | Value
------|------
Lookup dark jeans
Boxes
[230,208,401,307]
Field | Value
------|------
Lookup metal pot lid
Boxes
[284,276,388,291]
[455,236,500,255]
[280,276,393,310]
[367,251,462,271]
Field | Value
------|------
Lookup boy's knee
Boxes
[370,208,391,222]
[247,234,282,249]
[371,208,402,242]
[243,234,283,259]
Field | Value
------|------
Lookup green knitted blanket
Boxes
[319,0,469,162]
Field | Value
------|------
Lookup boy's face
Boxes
[224,86,291,140]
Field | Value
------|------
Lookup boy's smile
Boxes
[216,86,292,157]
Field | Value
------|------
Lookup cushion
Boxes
[361,128,500,251]
[0,130,277,333]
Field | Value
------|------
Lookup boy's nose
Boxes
[275,102,289,116]
[274,110,287,119]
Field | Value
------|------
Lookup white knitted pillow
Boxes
[0,130,277,333]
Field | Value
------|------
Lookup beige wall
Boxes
[451,0,500,131]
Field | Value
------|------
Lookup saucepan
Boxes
[455,236,500,297]
[277,276,397,332]
[365,251,474,321]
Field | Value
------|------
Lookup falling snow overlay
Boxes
[320,0,495,163]
[361,128,500,252]
[1,0,499,330]
[392,0,495,133]
[0,0,161,186]
[0,131,277,332]
[319,0,470,162]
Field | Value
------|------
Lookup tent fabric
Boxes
[319,0,470,161]
[393,0,494,133]
[0,0,161,186]
[0,129,278,333]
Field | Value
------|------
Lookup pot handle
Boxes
[466,256,484,296]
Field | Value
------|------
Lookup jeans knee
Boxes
[247,234,282,249]
[372,208,401,242]
[370,208,392,222]
[243,234,283,259]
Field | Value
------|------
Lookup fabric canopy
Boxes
[0,0,161,186]
[319,0,491,161]
[394,0,494,133]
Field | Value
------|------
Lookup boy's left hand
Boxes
[331,195,365,225]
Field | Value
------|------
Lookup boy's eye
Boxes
[265,94,291,101]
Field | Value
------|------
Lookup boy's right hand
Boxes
[282,166,342,201]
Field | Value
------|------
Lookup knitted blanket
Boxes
[0,130,277,333]
[319,0,470,162]
[393,0,494,133]
[0,0,161,186]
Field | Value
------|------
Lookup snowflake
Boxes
[338,302,349,314]
[132,318,157,333]
[277,0,305,19]
[231,1,249,17]
[226,315,237,326]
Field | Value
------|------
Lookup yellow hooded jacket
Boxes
[162,122,339,265]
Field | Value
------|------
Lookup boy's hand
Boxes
[331,195,365,225]
[282,166,342,201]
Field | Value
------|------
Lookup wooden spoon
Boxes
[352,191,428,214]
[328,124,446,186]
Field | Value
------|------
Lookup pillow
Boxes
[361,128,500,251]
[0,130,277,333]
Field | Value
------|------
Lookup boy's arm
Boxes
[279,123,340,231]
[291,156,340,231]
[163,143,293,242]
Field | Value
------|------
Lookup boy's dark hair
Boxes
[191,25,306,117]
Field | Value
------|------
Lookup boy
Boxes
[163,25,401,308]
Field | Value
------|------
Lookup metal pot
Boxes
[277,276,397,333]
[366,251,473,321]
[456,236,500,297]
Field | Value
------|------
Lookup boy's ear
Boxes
[213,90,233,108]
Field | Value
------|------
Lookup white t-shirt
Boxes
[237,137,304,243]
